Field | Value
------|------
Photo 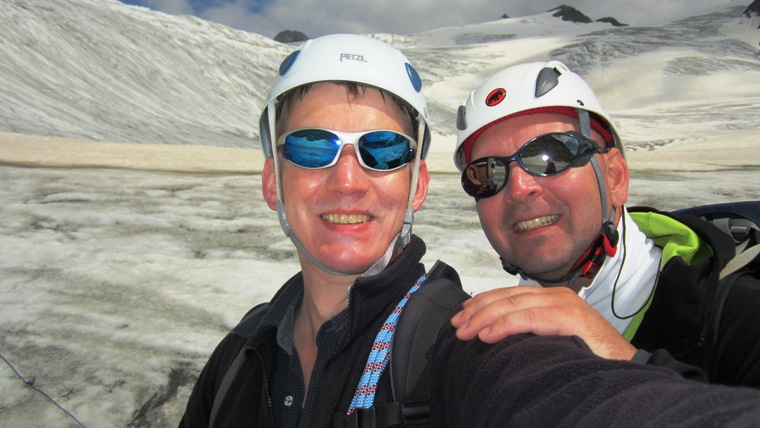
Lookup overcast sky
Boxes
[119,0,741,38]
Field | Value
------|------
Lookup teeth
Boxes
[321,214,370,224]
[515,215,559,232]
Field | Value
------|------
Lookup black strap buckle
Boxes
[400,400,431,424]
[332,400,431,428]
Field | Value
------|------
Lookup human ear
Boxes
[412,159,430,212]
[605,149,629,209]
[262,157,278,211]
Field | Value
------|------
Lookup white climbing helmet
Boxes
[258,34,430,277]
[259,33,430,160]
[454,60,623,171]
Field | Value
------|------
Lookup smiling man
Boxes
[451,60,760,387]
[180,33,441,427]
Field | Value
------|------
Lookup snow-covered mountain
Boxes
[1,0,759,153]
[0,0,287,148]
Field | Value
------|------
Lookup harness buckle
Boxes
[401,400,431,424]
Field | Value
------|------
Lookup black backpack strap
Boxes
[333,260,468,427]
[391,260,468,402]
[209,302,269,428]
[716,216,760,279]
[701,264,752,377]
[209,347,248,428]
[671,201,760,280]
[720,244,760,280]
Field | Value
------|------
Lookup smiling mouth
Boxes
[515,215,560,232]
[321,214,371,224]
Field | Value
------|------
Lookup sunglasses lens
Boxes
[282,129,341,168]
[520,133,580,175]
[461,158,508,198]
[461,132,600,199]
[359,131,414,171]
[282,129,414,171]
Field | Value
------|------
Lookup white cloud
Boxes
[161,0,738,38]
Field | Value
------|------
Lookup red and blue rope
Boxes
[347,274,428,414]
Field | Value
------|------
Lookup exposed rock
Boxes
[596,17,628,27]
[274,30,309,44]
[744,0,760,18]
[548,5,592,23]
[500,13,509,19]
[743,0,760,29]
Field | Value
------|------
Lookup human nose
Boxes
[503,162,541,202]
[326,145,370,194]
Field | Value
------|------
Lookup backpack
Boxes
[209,260,468,428]
[673,200,760,279]
[671,201,760,374]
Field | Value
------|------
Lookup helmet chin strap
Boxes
[271,106,425,278]
[502,109,619,285]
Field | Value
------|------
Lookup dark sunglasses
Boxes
[277,128,416,172]
[461,131,608,199]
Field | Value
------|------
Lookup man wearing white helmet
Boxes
[179,37,760,427]
[451,60,760,387]
[180,33,439,427]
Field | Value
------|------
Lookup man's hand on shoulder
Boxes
[450,286,637,360]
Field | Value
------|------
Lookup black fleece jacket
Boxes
[180,235,760,427]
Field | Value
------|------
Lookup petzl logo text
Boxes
[340,53,368,62]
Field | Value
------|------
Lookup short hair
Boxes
[275,82,418,140]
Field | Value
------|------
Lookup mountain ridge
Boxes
[1,0,758,151]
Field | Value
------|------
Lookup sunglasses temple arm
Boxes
[407,120,426,207]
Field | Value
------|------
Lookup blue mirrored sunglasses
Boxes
[461,131,608,199]
[277,128,416,171]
